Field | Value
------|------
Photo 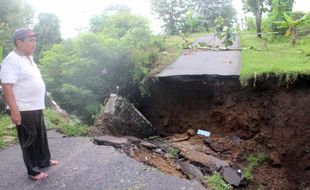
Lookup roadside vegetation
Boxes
[0,113,17,148]
[204,172,232,190]
[44,109,89,136]
[0,109,88,148]
[240,32,310,85]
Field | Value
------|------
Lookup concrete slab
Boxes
[157,50,241,77]
[157,35,241,78]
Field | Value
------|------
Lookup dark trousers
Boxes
[15,110,51,176]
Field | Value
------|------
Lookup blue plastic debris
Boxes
[197,129,211,137]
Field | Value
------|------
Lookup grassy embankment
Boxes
[0,109,88,148]
[240,32,310,85]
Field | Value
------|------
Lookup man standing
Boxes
[0,28,58,180]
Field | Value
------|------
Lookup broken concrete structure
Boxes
[93,94,156,138]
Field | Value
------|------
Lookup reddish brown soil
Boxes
[140,75,310,190]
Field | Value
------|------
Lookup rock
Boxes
[140,141,157,149]
[229,136,242,144]
[94,135,128,148]
[171,141,229,171]
[220,166,242,186]
[165,133,190,143]
[177,161,204,180]
[187,129,196,137]
[269,151,282,167]
[203,140,229,153]
[124,136,142,144]
[93,94,156,138]
[153,148,163,154]
[45,92,70,122]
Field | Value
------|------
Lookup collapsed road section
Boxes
[92,75,310,190]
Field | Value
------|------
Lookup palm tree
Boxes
[274,12,309,47]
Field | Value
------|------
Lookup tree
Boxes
[188,0,237,30]
[273,12,309,46]
[270,0,295,34]
[90,8,150,39]
[41,11,162,124]
[151,0,236,34]
[180,9,205,33]
[151,0,187,35]
[243,0,272,38]
[0,0,33,56]
[33,13,62,63]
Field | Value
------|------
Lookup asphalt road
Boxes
[0,130,206,190]
[157,35,241,77]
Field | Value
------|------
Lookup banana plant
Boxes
[273,12,310,47]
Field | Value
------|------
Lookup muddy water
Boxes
[141,75,310,190]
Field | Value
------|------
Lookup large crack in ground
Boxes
[94,75,310,190]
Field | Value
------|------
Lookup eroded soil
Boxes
[136,75,310,190]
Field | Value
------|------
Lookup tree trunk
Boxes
[255,9,262,38]
[291,27,297,47]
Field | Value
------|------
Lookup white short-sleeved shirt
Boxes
[0,51,46,111]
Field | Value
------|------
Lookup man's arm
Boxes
[2,83,21,125]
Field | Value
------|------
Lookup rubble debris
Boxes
[165,133,190,143]
[131,148,184,178]
[93,135,128,148]
[203,139,229,154]
[177,160,204,180]
[197,129,211,137]
[186,129,196,136]
[220,166,243,186]
[139,141,157,149]
[93,94,156,138]
[171,141,229,171]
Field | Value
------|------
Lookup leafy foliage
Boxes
[273,12,310,46]
[151,0,187,35]
[269,0,295,33]
[0,0,34,56]
[242,0,272,38]
[40,10,162,124]
[151,0,236,34]
[33,13,62,63]
[188,0,236,30]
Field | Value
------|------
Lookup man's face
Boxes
[16,36,36,56]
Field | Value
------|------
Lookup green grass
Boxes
[240,33,310,85]
[0,113,17,148]
[205,172,232,190]
[165,146,180,158]
[44,108,89,136]
[244,153,267,181]
[0,109,89,148]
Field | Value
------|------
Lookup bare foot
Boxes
[50,160,59,166]
[30,172,48,180]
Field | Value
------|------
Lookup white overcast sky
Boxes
[25,0,310,38]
